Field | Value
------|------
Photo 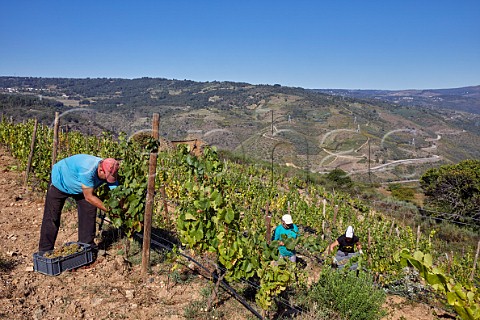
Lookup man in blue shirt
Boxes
[38,154,119,252]
[273,214,299,262]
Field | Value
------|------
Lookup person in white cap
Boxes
[272,214,299,262]
[328,225,362,269]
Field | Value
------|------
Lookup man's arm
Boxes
[82,185,107,212]
[356,241,363,253]
[328,240,339,254]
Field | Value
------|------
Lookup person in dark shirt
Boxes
[328,226,362,269]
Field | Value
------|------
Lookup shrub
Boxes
[388,183,416,202]
[326,168,353,191]
[305,268,386,320]
[390,187,415,202]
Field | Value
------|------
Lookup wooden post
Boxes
[321,220,325,240]
[333,205,338,225]
[368,229,372,265]
[141,113,159,277]
[322,198,326,218]
[65,125,70,156]
[271,110,274,136]
[470,240,480,282]
[388,220,395,237]
[159,185,169,226]
[24,118,38,188]
[447,251,453,274]
[265,203,272,244]
[445,253,450,274]
[416,225,421,250]
[51,112,60,168]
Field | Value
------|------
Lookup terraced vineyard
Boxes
[1,118,479,319]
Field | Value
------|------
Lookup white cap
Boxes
[282,214,293,225]
[346,226,354,238]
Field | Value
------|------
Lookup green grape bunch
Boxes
[43,243,83,258]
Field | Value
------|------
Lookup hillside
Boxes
[1,76,480,183]
[1,115,477,319]
[0,146,440,320]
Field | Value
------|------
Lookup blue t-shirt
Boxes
[51,154,117,194]
[273,224,299,257]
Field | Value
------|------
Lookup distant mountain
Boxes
[313,85,480,114]
[1,77,480,183]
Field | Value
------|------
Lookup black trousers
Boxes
[38,185,97,252]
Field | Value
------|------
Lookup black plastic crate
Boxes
[33,242,94,276]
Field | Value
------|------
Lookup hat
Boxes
[346,226,354,238]
[282,214,293,225]
[101,158,119,183]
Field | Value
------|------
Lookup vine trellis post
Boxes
[416,225,421,250]
[51,112,60,167]
[322,198,326,218]
[471,239,480,282]
[141,113,159,278]
[24,118,38,188]
[265,203,272,244]
[367,229,372,265]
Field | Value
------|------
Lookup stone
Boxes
[125,290,135,299]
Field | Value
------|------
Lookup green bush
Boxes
[390,187,415,202]
[326,168,353,191]
[388,183,416,202]
[305,268,387,320]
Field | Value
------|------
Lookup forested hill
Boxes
[1,76,480,183]
[313,85,480,114]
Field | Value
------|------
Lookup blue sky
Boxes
[1,0,479,90]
